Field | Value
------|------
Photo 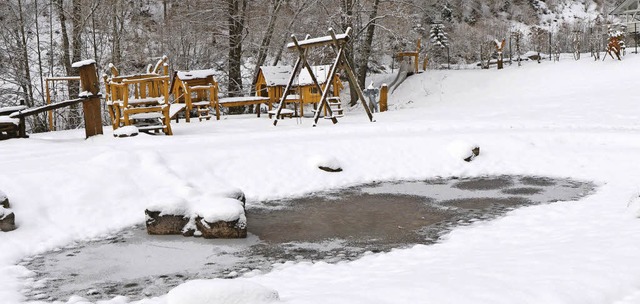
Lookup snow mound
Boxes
[190,197,246,223]
[167,279,279,304]
[113,126,139,137]
[71,59,96,68]
[0,189,6,202]
[310,155,342,172]
[446,140,480,162]
[0,206,7,219]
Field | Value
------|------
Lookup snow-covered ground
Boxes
[2,54,640,304]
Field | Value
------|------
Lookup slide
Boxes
[388,60,413,93]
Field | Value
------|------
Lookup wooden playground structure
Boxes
[395,39,427,74]
[104,57,175,135]
[1,30,393,140]
[272,27,374,126]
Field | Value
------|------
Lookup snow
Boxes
[0,105,27,113]
[0,207,7,219]
[286,33,349,49]
[259,66,292,87]
[112,126,139,137]
[176,69,216,81]
[309,155,342,171]
[3,55,640,304]
[446,140,479,161]
[297,65,331,86]
[71,60,96,68]
[166,279,279,304]
[0,116,19,126]
[148,196,245,224]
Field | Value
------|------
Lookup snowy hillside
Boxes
[2,53,640,304]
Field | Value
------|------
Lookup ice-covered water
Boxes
[20,176,593,302]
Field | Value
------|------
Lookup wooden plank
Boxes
[9,98,86,118]
[45,76,81,81]
[286,30,350,49]
[78,62,103,138]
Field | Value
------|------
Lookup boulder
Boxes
[145,196,247,239]
[145,210,189,235]
[195,217,247,239]
[0,208,16,232]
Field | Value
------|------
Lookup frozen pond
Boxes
[20,176,593,302]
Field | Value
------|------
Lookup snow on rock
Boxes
[113,126,139,138]
[446,140,480,162]
[167,279,279,304]
[310,155,343,172]
[0,207,16,232]
[145,195,246,238]
[71,59,96,68]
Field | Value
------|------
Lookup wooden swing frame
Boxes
[272,27,374,126]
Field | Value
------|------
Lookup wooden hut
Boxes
[295,65,343,116]
[255,66,292,102]
[170,69,219,122]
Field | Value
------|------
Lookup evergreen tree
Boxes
[430,23,449,49]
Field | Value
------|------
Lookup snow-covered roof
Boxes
[177,69,217,81]
[259,66,292,87]
[611,0,640,15]
[297,65,333,86]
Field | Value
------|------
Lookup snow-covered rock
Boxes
[167,279,279,304]
[113,126,139,138]
[446,140,480,162]
[145,196,246,238]
[0,207,16,232]
[310,155,343,172]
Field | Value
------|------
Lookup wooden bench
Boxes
[217,96,271,118]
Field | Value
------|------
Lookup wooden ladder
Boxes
[326,97,344,118]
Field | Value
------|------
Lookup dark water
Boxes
[20,176,593,302]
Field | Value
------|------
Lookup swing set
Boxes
[272,27,374,126]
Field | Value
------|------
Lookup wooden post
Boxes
[379,84,388,112]
[75,61,103,138]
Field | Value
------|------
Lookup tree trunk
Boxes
[356,0,381,94]
[251,0,284,92]
[340,0,359,106]
[16,0,34,109]
[227,0,246,98]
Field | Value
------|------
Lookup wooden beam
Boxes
[286,29,350,49]
[77,61,103,138]
[10,98,87,118]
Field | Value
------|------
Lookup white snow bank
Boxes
[0,207,8,219]
[166,279,279,304]
[71,59,96,68]
[0,189,7,202]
